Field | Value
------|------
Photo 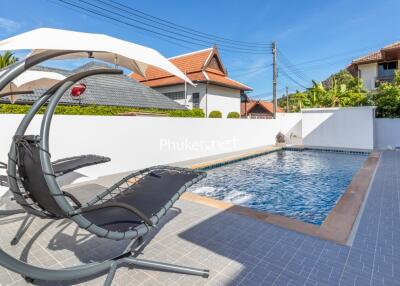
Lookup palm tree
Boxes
[308,80,326,107]
[0,51,18,69]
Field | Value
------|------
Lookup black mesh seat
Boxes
[82,169,199,232]
[114,169,198,218]
[14,135,205,233]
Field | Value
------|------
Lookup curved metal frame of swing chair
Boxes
[0,50,209,285]
[0,90,111,245]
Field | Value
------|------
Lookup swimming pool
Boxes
[188,149,367,225]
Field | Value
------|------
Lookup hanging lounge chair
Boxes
[0,154,111,245]
[0,29,209,285]
[0,155,110,189]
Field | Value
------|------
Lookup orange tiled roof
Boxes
[352,51,383,65]
[206,71,252,90]
[352,41,400,65]
[382,42,400,51]
[241,100,283,116]
[133,71,205,88]
[130,47,252,91]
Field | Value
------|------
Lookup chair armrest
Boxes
[52,155,111,177]
[63,191,82,208]
[80,202,153,226]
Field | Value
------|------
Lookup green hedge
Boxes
[227,111,240,118]
[0,104,205,117]
[168,108,205,118]
[208,110,222,118]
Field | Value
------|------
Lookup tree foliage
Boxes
[0,51,18,69]
[279,70,369,112]
[372,71,400,118]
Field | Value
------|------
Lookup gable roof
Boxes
[130,47,252,91]
[352,41,400,65]
[0,62,186,110]
[241,100,283,116]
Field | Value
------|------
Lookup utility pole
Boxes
[184,70,187,107]
[286,86,289,113]
[272,41,277,119]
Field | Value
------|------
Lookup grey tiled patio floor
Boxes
[0,151,399,285]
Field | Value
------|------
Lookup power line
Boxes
[98,0,271,48]
[277,49,312,83]
[47,0,196,52]
[229,64,272,76]
[85,0,269,52]
[278,67,308,89]
[281,42,388,69]
[52,0,271,54]
[251,88,286,99]
[291,53,370,71]
[278,58,310,84]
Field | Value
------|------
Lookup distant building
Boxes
[130,46,252,118]
[0,62,186,110]
[241,99,283,119]
[348,42,400,91]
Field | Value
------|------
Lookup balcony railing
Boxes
[375,75,395,87]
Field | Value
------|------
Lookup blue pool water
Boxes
[188,150,367,225]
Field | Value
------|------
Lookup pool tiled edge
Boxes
[189,145,282,170]
[182,146,380,245]
[316,151,380,244]
[192,145,370,171]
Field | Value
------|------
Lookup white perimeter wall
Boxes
[302,107,375,150]
[1,106,387,183]
[375,119,400,149]
[0,113,302,179]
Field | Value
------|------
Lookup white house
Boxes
[130,47,252,117]
[349,42,400,91]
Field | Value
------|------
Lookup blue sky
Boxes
[1,0,400,99]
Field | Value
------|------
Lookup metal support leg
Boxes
[103,263,117,286]
[11,214,33,245]
[0,209,25,216]
[123,257,209,278]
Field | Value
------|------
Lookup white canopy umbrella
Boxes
[0,69,66,103]
[0,28,193,84]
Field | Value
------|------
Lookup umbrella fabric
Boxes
[0,70,65,103]
[0,28,193,85]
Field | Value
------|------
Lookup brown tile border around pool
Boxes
[181,147,381,245]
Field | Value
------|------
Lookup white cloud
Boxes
[0,17,20,34]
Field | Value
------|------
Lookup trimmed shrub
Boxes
[227,111,240,119]
[191,108,205,118]
[208,110,222,118]
[168,108,205,118]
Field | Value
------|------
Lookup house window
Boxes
[378,61,398,79]
[192,93,200,108]
[163,91,185,100]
